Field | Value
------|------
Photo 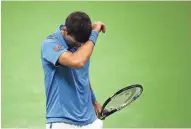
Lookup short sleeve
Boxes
[42,41,68,65]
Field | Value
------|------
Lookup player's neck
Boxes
[60,31,71,47]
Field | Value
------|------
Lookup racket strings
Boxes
[105,87,140,110]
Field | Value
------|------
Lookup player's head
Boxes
[62,11,92,47]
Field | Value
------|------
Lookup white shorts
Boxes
[46,119,103,129]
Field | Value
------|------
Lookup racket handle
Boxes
[98,115,106,120]
[98,109,109,120]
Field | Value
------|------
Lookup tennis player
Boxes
[41,11,106,129]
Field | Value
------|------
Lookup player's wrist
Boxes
[93,100,98,105]
[89,30,99,45]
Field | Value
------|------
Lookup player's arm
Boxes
[42,35,97,68]
[58,40,94,69]
[89,80,102,116]
[58,22,106,69]
[42,22,106,68]
[89,81,97,103]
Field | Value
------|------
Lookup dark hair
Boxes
[65,11,92,43]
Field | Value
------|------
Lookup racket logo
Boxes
[125,92,130,97]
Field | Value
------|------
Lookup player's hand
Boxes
[93,101,102,117]
[92,21,106,33]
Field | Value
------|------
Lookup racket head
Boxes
[99,84,143,120]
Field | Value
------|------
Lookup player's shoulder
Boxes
[41,33,60,47]
[43,33,59,43]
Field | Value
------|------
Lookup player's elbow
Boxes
[72,60,85,69]
[59,57,84,69]
[58,52,85,69]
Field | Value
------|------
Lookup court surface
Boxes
[2,1,191,128]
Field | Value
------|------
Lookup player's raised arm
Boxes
[58,22,106,69]
[58,40,94,69]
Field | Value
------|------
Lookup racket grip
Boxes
[98,109,109,120]
[98,115,106,120]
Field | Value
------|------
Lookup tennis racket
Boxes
[98,84,143,120]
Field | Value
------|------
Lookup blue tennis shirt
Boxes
[41,25,97,126]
